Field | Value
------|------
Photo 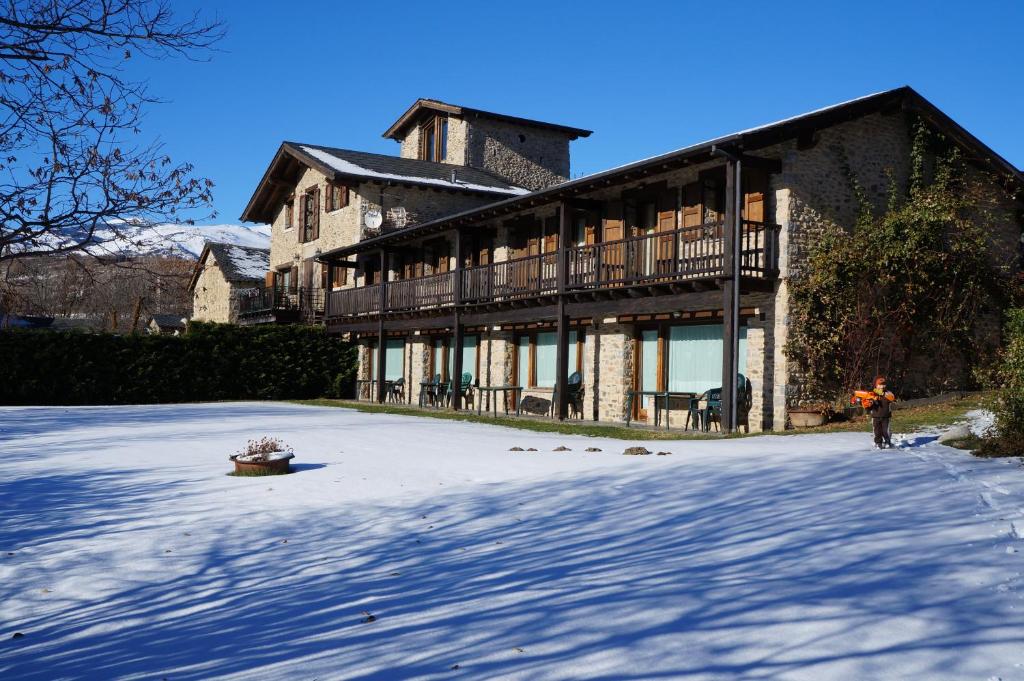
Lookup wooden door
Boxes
[601,201,625,285]
[656,191,677,275]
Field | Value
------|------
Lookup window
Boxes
[447,335,479,383]
[419,115,449,162]
[300,188,319,242]
[635,323,748,395]
[283,200,293,230]
[331,265,348,289]
[515,330,582,388]
[325,183,349,212]
[384,339,405,381]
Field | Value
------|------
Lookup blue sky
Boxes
[132,0,1023,224]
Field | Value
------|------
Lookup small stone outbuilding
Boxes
[188,243,270,324]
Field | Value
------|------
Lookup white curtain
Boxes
[432,339,444,380]
[666,324,748,394]
[568,331,579,378]
[447,335,477,382]
[517,336,530,387]
[532,330,577,387]
[384,339,404,381]
[641,330,658,391]
[535,332,556,387]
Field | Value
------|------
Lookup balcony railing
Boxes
[462,252,558,304]
[238,286,325,322]
[325,221,779,320]
[387,271,454,311]
[568,221,776,289]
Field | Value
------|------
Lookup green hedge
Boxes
[0,322,357,405]
[978,309,1024,456]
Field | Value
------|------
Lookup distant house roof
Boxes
[148,314,187,331]
[382,98,593,141]
[240,143,530,224]
[188,242,269,293]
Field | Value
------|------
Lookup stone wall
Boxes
[190,252,248,324]
[466,117,571,191]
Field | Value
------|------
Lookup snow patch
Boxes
[301,146,530,196]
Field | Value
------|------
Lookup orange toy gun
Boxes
[851,389,895,409]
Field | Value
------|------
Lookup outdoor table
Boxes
[625,390,697,430]
[354,379,376,401]
[476,385,523,417]
[419,381,438,407]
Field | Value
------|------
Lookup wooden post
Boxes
[451,229,464,410]
[325,261,334,317]
[555,202,570,420]
[376,249,387,404]
[721,157,741,432]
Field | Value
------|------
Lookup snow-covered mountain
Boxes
[77,222,271,260]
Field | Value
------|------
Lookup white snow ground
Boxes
[1,403,1023,681]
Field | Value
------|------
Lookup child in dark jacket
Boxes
[867,375,896,449]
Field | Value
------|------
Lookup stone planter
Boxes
[789,409,827,428]
[230,452,294,475]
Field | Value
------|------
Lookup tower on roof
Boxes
[382,98,592,191]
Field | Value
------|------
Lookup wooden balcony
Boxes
[238,286,325,325]
[325,221,779,323]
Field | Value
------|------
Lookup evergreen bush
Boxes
[0,322,357,405]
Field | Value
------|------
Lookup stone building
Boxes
[237,100,590,325]
[310,88,1022,431]
[188,242,270,324]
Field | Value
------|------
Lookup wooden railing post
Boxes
[720,156,741,433]
[376,248,388,404]
[555,201,570,420]
[451,228,464,410]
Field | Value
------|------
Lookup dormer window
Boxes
[419,115,448,162]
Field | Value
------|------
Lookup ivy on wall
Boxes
[785,118,1012,403]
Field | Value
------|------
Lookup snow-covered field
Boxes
[2,403,1023,680]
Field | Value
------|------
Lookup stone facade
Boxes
[465,117,570,190]
[394,111,573,191]
[190,252,250,324]
[267,165,503,291]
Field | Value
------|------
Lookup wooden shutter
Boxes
[543,215,559,253]
[265,270,275,288]
[289,266,298,293]
[584,209,598,245]
[311,187,320,240]
[743,168,768,224]
[681,183,702,241]
[297,196,304,243]
[478,236,491,266]
[341,184,349,209]
[656,191,677,272]
[602,201,624,242]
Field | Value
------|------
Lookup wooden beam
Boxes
[555,201,570,420]
[376,248,388,404]
[451,228,464,411]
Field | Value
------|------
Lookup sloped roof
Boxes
[149,314,187,330]
[240,143,529,224]
[321,86,1024,259]
[188,242,269,293]
[382,98,592,141]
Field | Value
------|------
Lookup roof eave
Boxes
[323,86,1024,260]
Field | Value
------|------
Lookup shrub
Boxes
[0,322,357,405]
[977,308,1024,457]
[786,119,1010,405]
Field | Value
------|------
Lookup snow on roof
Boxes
[300,145,530,196]
[207,242,269,282]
